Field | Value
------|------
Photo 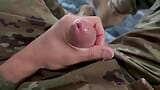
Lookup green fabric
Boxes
[0,0,159,90]
[0,75,16,90]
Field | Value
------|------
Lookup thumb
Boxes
[79,46,114,62]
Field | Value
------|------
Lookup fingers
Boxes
[67,19,97,48]
[62,15,105,46]
[60,14,106,48]
[94,23,105,45]
[82,16,105,45]
[83,16,104,36]
[79,46,114,62]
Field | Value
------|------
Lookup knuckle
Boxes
[61,14,72,20]
[89,48,96,57]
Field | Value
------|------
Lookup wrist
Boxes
[0,50,40,83]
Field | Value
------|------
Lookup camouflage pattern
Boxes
[18,60,128,90]
[0,0,160,90]
[0,0,59,62]
[0,75,16,90]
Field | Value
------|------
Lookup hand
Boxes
[0,14,114,83]
[31,14,114,69]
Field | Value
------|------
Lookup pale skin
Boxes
[0,15,114,83]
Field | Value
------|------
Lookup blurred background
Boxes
[59,0,145,43]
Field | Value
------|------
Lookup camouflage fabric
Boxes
[45,0,66,19]
[0,0,160,90]
[0,75,16,90]
[18,60,129,90]
[0,0,59,61]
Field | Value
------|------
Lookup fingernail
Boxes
[102,48,114,60]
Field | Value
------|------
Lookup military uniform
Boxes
[0,0,160,90]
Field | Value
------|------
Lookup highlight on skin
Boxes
[67,19,97,48]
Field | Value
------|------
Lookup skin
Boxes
[68,19,96,48]
[0,14,114,83]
